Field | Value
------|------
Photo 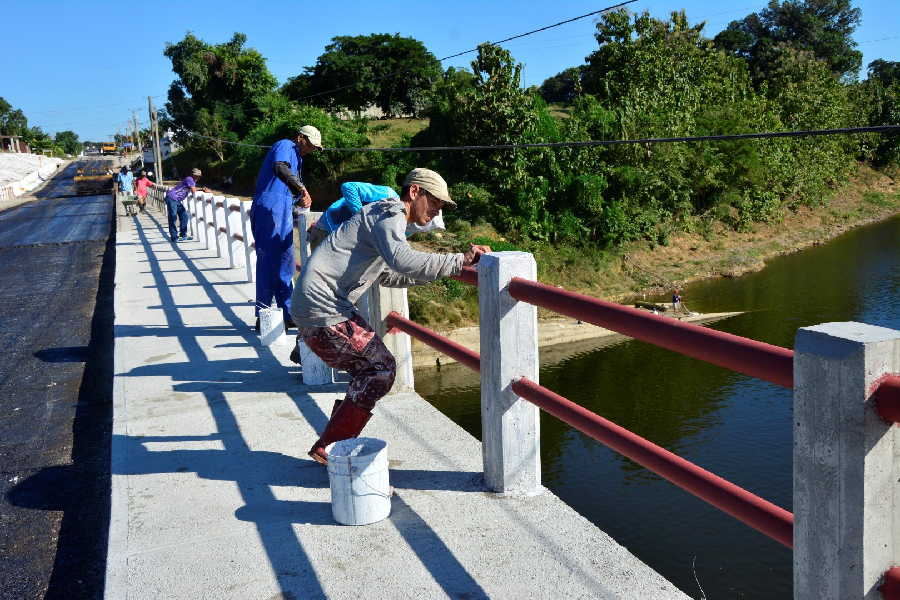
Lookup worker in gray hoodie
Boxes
[291,168,490,465]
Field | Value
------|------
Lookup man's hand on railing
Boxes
[463,244,492,266]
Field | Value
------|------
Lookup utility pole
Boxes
[132,111,144,169]
[148,96,164,181]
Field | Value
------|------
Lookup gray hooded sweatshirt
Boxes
[290,200,464,327]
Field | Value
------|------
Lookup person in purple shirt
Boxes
[165,168,209,242]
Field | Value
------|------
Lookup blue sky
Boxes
[2,0,898,142]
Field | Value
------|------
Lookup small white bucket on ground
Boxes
[327,437,391,526]
[258,305,285,346]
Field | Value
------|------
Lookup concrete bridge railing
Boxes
[141,187,900,599]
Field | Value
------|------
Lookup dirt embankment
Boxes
[609,165,900,301]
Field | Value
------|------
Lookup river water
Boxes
[414,215,900,599]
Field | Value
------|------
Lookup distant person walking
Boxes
[250,125,322,332]
[116,166,134,197]
[134,170,154,213]
[165,168,209,242]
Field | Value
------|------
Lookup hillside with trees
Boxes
[160,0,899,270]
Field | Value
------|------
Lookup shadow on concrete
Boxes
[33,346,90,362]
[120,211,489,598]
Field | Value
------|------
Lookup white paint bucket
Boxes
[258,305,285,346]
[327,437,391,526]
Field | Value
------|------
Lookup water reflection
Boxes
[416,215,899,599]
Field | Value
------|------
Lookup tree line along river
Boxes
[415,214,900,599]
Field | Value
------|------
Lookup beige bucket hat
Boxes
[402,168,456,208]
[298,125,323,149]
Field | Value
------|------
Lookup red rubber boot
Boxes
[308,400,371,465]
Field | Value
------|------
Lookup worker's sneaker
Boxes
[289,344,302,365]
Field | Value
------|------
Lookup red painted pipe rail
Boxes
[386,312,481,371]
[508,277,794,388]
[385,311,793,547]
[876,376,900,424]
[451,265,478,286]
[882,567,900,599]
[510,377,794,548]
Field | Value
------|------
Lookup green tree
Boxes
[867,59,900,87]
[714,0,862,81]
[163,32,278,157]
[54,130,82,155]
[284,34,441,116]
[538,66,584,104]
[0,97,29,136]
[856,59,900,164]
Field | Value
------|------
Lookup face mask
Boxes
[406,211,445,237]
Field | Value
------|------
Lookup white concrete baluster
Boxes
[793,322,900,600]
[294,210,334,386]
[367,285,414,394]
[204,195,214,250]
[188,193,197,239]
[478,252,541,495]
[223,198,241,269]
[239,200,255,282]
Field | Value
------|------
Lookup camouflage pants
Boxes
[299,314,396,411]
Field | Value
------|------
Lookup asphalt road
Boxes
[0,161,116,600]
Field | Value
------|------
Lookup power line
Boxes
[182,125,900,153]
[294,0,637,104]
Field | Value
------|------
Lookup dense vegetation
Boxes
[160,1,899,251]
[0,97,83,156]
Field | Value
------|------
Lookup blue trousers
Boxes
[251,198,294,319]
[165,196,188,239]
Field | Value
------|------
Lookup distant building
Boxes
[142,131,179,166]
[0,135,30,154]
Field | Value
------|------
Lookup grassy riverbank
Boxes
[407,164,900,329]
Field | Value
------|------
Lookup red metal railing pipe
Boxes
[385,312,481,372]
[508,278,794,388]
[875,375,900,424]
[451,265,478,286]
[510,377,794,548]
[882,567,900,599]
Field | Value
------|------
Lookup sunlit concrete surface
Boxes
[107,206,688,599]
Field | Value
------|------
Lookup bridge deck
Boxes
[107,207,687,599]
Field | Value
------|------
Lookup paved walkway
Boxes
[107,206,688,599]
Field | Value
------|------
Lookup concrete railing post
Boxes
[478,252,541,495]
[212,196,226,258]
[195,193,207,247]
[794,322,900,600]
[188,193,198,239]
[203,195,214,251]
[239,200,254,282]
[294,210,334,386]
[367,285,414,394]
[225,198,244,269]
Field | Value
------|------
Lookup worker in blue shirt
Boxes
[307,182,399,248]
[250,125,322,332]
